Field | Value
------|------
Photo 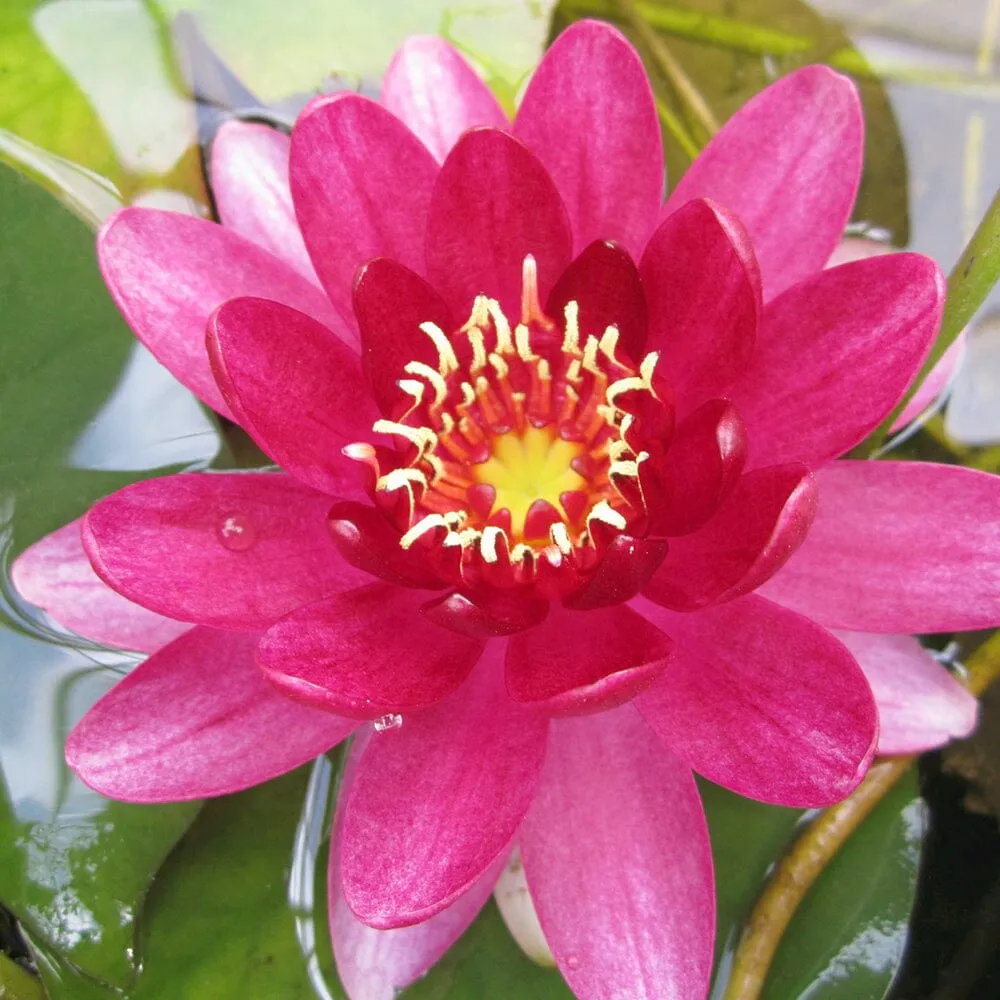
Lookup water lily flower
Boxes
[13,19,996,1000]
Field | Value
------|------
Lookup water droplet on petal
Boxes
[566,955,580,970]
[216,513,257,551]
[373,713,403,732]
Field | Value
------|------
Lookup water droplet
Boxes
[373,713,403,732]
[566,955,580,970]
[216,513,257,551]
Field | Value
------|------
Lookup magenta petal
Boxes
[663,66,863,299]
[425,128,572,320]
[644,464,818,611]
[520,705,714,1000]
[209,120,321,286]
[208,297,377,497]
[256,584,484,718]
[646,399,748,536]
[640,199,761,413]
[514,20,663,256]
[66,628,355,802]
[760,461,1000,633]
[83,473,366,629]
[353,258,456,416]
[330,731,502,998]
[563,536,668,611]
[544,240,648,363]
[98,208,346,417]
[732,253,944,467]
[634,595,877,806]
[12,519,189,654]
[381,35,508,162]
[506,603,672,714]
[833,630,977,754]
[290,93,439,305]
[341,646,548,926]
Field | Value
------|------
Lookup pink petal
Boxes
[892,335,966,432]
[634,595,877,806]
[520,705,714,1000]
[330,729,502,999]
[207,297,377,497]
[640,199,761,414]
[289,93,439,305]
[340,645,547,927]
[644,464,818,611]
[256,584,484,718]
[563,536,669,611]
[381,35,508,162]
[545,239,648,363]
[759,461,1000,632]
[505,602,672,714]
[352,257,456,416]
[731,253,944,467]
[833,630,977,754]
[83,473,366,630]
[425,128,572,321]
[514,20,663,256]
[663,66,863,300]
[98,208,346,418]
[66,627,354,802]
[209,120,321,286]
[12,519,189,654]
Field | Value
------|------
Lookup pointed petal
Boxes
[12,519,189,654]
[545,240,647,363]
[644,464,817,611]
[209,120,320,285]
[514,20,663,256]
[66,628,354,802]
[290,93,439,305]
[833,630,977,754]
[425,128,572,320]
[208,297,377,497]
[98,208,346,417]
[732,253,944,467]
[257,584,484,718]
[520,706,714,1000]
[506,602,672,714]
[330,729,502,999]
[664,66,862,299]
[645,399,748,536]
[635,595,877,806]
[759,461,1000,632]
[353,257,456,416]
[640,199,761,412]
[341,646,547,926]
[381,35,508,162]
[83,473,366,630]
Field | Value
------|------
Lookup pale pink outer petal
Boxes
[340,644,548,928]
[330,730,503,1000]
[832,630,978,754]
[98,208,348,418]
[514,20,664,256]
[12,519,189,654]
[730,253,944,468]
[663,66,863,300]
[825,238,966,433]
[520,705,715,1000]
[289,93,439,306]
[381,35,508,162]
[633,595,877,806]
[209,120,321,286]
[759,461,1000,633]
[66,628,355,802]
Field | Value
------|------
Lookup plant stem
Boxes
[720,630,1000,1000]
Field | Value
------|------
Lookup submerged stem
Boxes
[721,631,1000,1000]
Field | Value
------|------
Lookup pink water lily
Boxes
[13,19,995,1000]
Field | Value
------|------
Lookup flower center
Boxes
[348,257,666,591]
